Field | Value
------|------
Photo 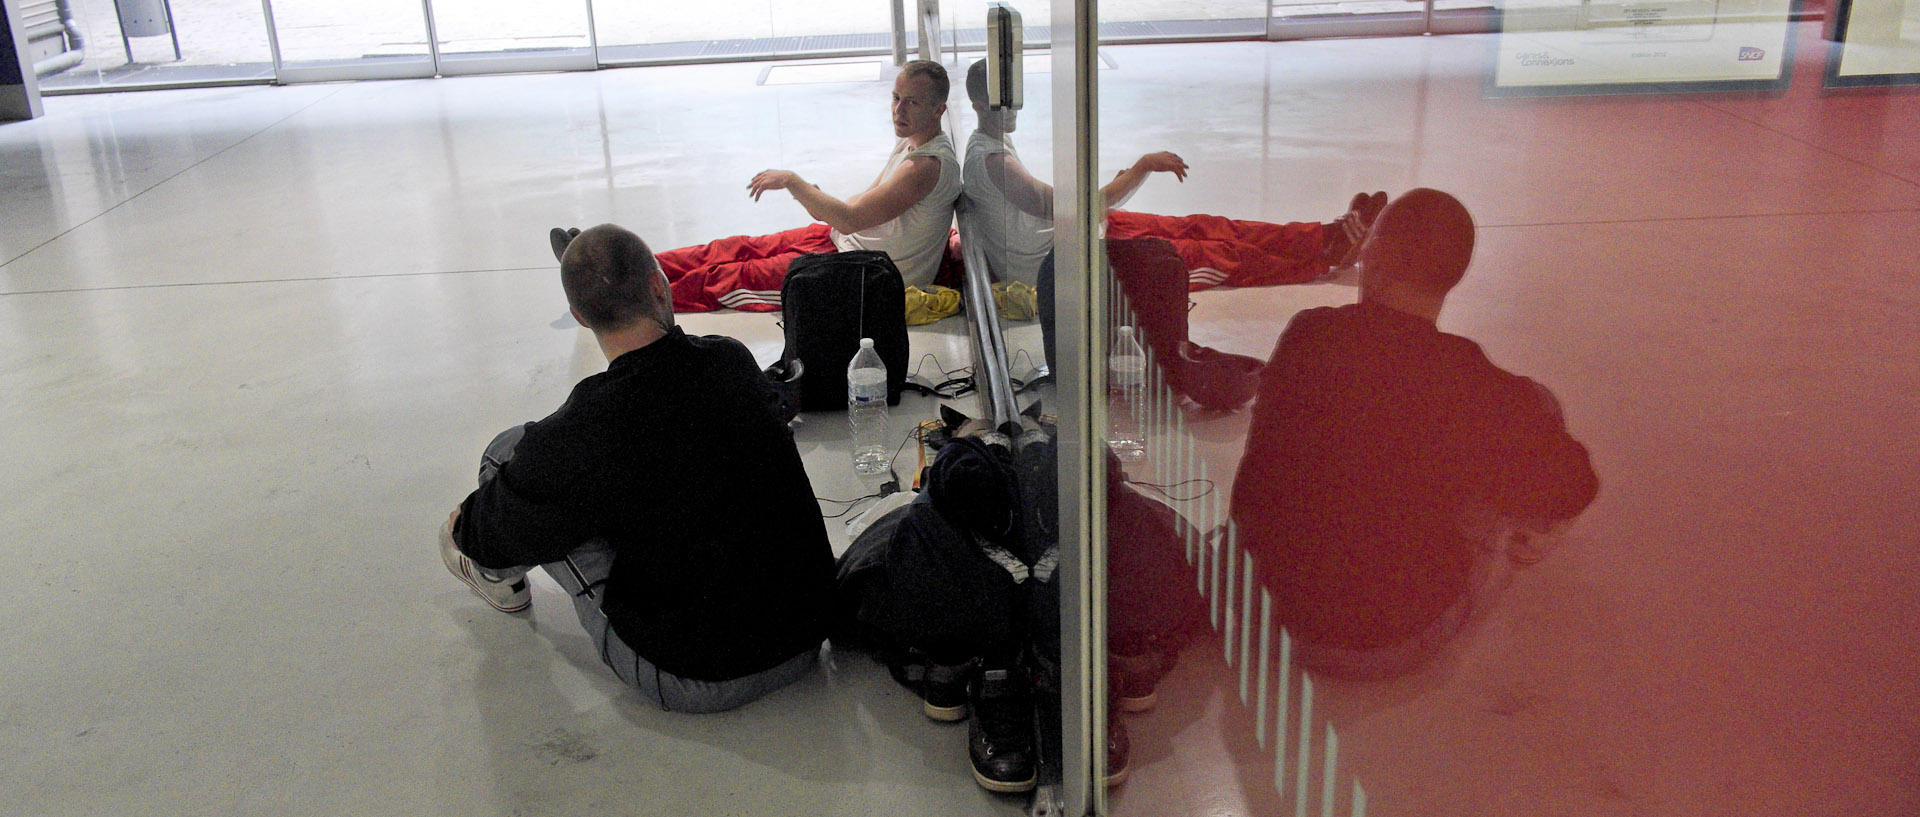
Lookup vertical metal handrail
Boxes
[955,201,1020,429]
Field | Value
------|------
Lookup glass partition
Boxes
[428,0,594,75]
[592,0,897,65]
[1067,8,1920,817]
[267,0,436,82]
[35,0,275,90]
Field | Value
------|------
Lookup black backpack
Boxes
[774,250,910,412]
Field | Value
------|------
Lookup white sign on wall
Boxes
[1492,0,1797,94]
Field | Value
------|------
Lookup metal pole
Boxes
[161,0,180,59]
[419,0,441,75]
[890,0,907,65]
[957,204,1019,429]
[917,0,938,62]
[1052,0,1104,811]
[258,0,283,79]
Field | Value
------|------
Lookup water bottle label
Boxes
[848,369,889,403]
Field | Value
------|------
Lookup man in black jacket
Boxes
[439,223,836,712]
[1232,188,1599,680]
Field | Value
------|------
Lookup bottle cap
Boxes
[1118,326,1133,336]
[860,338,875,348]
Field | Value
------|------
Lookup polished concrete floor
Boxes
[5,26,1919,817]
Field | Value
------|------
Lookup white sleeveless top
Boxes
[832,133,961,288]
[960,129,1054,288]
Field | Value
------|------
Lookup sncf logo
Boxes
[1738,47,1766,61]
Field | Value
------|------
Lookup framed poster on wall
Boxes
[1488,0,1799,95]
[1826,0,1920,85]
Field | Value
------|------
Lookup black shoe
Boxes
[549,226,580,263]
[923,659,976,722]
[1321,190,1388,268]
[1166,340,1262,411]
[969,668,1037,793]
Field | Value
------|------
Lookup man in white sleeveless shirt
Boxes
[959,58,1380,291]
[554,60,961,313]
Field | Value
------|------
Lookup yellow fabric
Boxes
[992,281,1039,321]
[903,285,963,325]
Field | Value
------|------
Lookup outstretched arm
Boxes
[984,149,1187,217]
[1100,151,1187,211]
[748,155,942,235]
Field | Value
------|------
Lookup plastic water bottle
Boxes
[1107,325,1148,461]
[847,338,892,477]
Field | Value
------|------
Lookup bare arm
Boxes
[748,155,942,234]
[1100,151,1188,210]
[981,149,1187,218]
[984,150,1055,220]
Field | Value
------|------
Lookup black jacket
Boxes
[457,327,835,681]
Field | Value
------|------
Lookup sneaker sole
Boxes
[1116,690,1158,713]
[924,701,969,722]
[1105,764,1130,788]
[455,563,531,613]
[972,767,1037,794]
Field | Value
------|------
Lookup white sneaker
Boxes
[439,516,530,612]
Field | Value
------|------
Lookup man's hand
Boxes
[748,170,805,202]
[1133,151,1188,182]
[1102,151,1188,210]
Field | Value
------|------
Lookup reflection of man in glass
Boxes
[552,60,961,311]
[959,59,1380,291]
[1231,189,1599,680]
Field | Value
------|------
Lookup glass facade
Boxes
[7,0,1916,814]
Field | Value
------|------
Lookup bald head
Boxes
[966,59,989,107]
[1358,188,1476,300]
[560,224,674,334]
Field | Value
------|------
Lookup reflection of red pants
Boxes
[653,223,837,313]
[1106,211,1328,291]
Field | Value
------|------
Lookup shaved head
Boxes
[560,224,674,333]
[1358,188,1476,299]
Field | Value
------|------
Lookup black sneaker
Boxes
[549,226,579,263]
[922,659,976,722]
[1106,713,1131,787]
[969,668,1037,793]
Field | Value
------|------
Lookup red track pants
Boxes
[1105,211,1329,291]
[653,223,838,313]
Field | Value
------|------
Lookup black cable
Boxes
[819,493,884,520]
[908,353,971,383]
[906,352,975,399]
[815,426,920,519]
[1128,478,1217,502]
